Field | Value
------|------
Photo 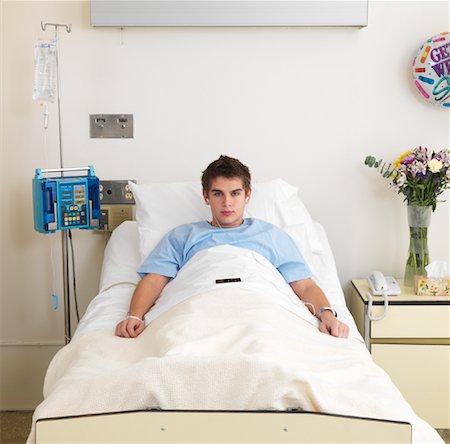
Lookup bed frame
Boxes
[36,409,411,443]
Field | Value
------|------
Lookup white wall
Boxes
[1,1,449,409]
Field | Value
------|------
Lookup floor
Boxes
[1,412,33,444]
[1,411,449,444]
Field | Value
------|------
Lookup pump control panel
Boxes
[33,166,101,233]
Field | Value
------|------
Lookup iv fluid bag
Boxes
[32,41,57,103]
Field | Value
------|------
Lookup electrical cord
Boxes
[68,229,80,323]
[101,281,137,293]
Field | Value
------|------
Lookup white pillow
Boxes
[245,179,322,252]
[130,181,209,235]
[98,221,141,292]
[129,178,324,262]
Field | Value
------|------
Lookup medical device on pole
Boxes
[32,22,99,344]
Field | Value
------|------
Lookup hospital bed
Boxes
[28,179,443,444]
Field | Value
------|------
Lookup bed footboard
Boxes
[36,409,411,443]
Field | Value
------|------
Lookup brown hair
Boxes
[201,155,252,193]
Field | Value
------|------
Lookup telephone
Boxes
[366,272,401,321]
[368,272,401,295]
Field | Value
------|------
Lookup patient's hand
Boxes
[115,318,145,338]
[319,312,349,338]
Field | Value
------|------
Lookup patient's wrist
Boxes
[127,312,144,322]
[319,307,337,320]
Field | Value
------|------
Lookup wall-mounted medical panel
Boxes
[90,114,133,139]
[99,180,136,205]
[90,0,368,27]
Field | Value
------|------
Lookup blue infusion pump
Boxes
[33,166,101,233]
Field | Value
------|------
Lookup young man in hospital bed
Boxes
[115,155,349,339]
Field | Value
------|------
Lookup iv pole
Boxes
[41,21,72,344]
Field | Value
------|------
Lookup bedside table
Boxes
[350,279,450,429]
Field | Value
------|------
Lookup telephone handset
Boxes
[368,272,400,295]
[367,272,401,321]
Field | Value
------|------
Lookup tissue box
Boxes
[415,276,450,296]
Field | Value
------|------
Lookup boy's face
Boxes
[203,176,251,228]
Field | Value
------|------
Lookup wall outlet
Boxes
[90,114,133,138]
[100,180,136,205]
[97,205,134,232]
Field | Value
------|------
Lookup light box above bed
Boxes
[90,0,368,27]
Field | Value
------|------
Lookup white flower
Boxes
[428,158,443,173]
[415,160,427,175]
[414,146,431,162]
[435,149,450,167]
[396,172,406,187]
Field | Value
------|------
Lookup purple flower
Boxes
[402,154,415,165]
[416,171,429,180]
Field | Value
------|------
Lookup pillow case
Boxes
[129,178,323,262]
[98,220,141,292]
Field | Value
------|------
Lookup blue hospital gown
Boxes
[138,218,311,284]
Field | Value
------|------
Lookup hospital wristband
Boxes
[319,307,337,320]
[126,313,144,323]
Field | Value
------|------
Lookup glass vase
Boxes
[404,205,431,287]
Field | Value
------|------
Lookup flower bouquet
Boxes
[365,146,450,286]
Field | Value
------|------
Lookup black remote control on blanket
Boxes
[215,278,241,284]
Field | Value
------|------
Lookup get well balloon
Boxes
[412,32,450,107]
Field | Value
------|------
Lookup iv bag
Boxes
[32,41,57,103]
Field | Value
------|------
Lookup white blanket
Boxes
[147,245,322,324]
[28,287,442,444]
